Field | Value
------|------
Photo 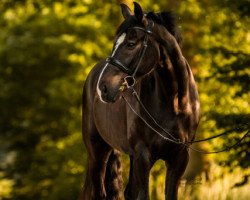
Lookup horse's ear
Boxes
[120,3,132,19]
[133,2,143,22]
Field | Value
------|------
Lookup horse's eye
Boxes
[127,42,136,48]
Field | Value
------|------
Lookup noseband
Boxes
[106,20,154,88]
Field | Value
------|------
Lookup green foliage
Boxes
[0,0,249,199]
[191,0,250,170]
[0,0,121,199]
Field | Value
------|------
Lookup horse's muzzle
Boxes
[100,83,121,103]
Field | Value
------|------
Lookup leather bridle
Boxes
[106,20,154,88]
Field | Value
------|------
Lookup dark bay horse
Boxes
[82,2,200,200]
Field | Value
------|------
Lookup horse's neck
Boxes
[139,65,177,111]
[154,64,178,98]
[140,61,192,116]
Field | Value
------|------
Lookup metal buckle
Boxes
[119,76,136,92]
[123,76,135,88]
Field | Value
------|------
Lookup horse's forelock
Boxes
[116,16,138,35]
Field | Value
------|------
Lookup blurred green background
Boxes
[0,0,249,199]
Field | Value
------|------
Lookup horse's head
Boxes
[96,2,161,103]
[97,2,182,103]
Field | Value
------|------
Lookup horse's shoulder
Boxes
[88,59,106,79]
[83,60,106,100]
[84,60,106,86]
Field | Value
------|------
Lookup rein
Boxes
[122,88,250,154]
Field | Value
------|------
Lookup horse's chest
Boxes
[93,99,131,153]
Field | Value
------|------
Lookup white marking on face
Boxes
[96,62,109,103]
[112,33,126,56]
[96,33,126,102]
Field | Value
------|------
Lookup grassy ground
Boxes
[148,161,250,200]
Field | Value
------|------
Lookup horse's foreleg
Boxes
[105,149,123,200]
[131,148,155,200]
[124,156,134,200]
[165,148,189,200]
[83,138,112,200]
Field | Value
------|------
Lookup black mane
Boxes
[116,11,182,44]
[147,11,182,44]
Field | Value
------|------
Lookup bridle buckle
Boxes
[123,76,135,88]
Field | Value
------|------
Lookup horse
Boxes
[81,2,200,200]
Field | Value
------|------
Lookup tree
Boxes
[0,0,122,199]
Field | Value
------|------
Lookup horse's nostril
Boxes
[101,84,108,94]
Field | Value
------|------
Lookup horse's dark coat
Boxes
[81,2,200,200]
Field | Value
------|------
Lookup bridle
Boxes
[106,20,154,89]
